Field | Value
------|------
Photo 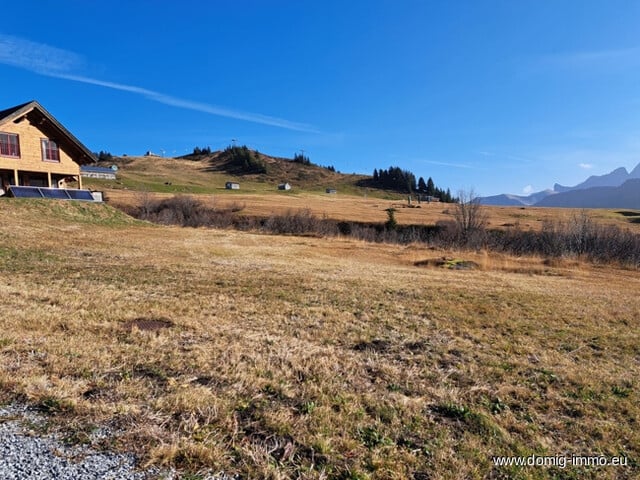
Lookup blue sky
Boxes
[1,1,639,196]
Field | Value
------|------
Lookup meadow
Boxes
[88,155,639,231]
[0,198,638,479]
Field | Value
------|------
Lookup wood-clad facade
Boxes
[0,101,95,193]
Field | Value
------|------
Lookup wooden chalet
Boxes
[0,101,96,194]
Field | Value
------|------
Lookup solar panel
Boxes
[67,189,96,201]
[41,188,71,199]
[9,186,44,198]
[8,186,96,201]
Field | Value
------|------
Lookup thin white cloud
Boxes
[0,34,84,73]
[579,163,593,169]
[0,34,318,133]
[522,185,534,195]
[418,159,478,169]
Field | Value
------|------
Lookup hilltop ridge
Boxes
[95,148,379,197]
[181,146,346,187]
[94,147,444,200]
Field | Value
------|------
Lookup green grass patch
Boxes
[1,198,140,226]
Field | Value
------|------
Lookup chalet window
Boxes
[0,132,20,157]
[41,138,60,162]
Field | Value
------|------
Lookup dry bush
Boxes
[262,209,336,236]
[483,212,640,266]
[452,189,488,247]
[128,195,236,228]
[123,195,640,267]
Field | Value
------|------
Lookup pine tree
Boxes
[96,151,113,163]
[426,177,435,196]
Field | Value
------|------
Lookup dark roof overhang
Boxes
[0,100,97,165]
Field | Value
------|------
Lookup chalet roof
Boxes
[0,101,33,119]
[0,100,96,165]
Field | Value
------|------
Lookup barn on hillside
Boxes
[81,165,118,180]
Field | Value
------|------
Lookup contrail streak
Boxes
[0,34,318,133]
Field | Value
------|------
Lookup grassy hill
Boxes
[82,151,640,233]
[0,199,638,479]
[85,149,386,197]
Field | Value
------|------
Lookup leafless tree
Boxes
[453,188,487,246]
[136,189,154,220]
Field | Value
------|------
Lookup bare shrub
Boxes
[132,195,229,228]
[349,224,379,243]
[137,190,155,219]
[480,214,640,267]
[539,220,565,257]
[122,195,640,267]
[432,220,457,248]
[452,189,488,248]
[263,209,324,235]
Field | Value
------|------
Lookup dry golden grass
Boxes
[104,187,640,235]
[0,198,638,479]
[90,154,640,231]
[88,154,371,198]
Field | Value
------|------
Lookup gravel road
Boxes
[0,404,172,480]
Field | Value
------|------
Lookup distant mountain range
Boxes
[478,162,640,208]
[477,189,555,207]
